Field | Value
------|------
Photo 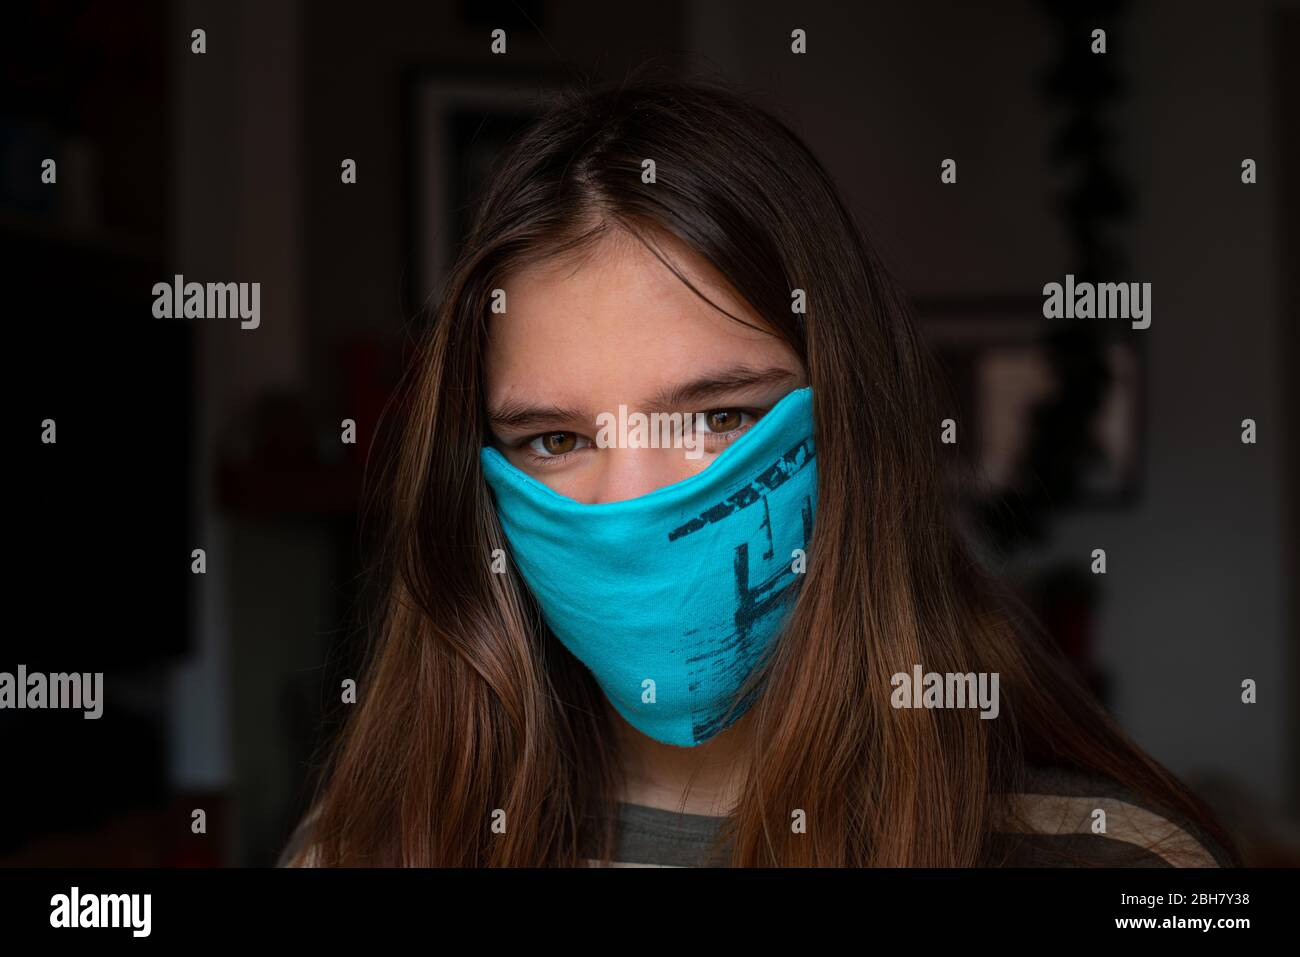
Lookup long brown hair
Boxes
[298,69,1239,866]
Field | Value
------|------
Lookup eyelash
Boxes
[518,409,760,468]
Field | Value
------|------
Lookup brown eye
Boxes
[705,410,744,433]
[523,431,592,463]
[537,432,577,455]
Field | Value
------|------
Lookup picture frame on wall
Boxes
[403,67,571,312]
[914,296,1146,510]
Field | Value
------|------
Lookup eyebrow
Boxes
[487,364,798,432]
[645,365,798,410]
[487,400,589,433]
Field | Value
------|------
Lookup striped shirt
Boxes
[279,765,1232,868]
[578,765,1233,867]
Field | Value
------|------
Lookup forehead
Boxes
[484,229,790,406]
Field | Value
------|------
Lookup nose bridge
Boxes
[591,444,686,504]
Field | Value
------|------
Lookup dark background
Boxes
[1,0,1296,866]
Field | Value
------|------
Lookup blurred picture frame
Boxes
[403,66,570,311]
[915,296,1146,509]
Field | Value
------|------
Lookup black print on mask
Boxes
[666,437,815,543]
[673,440,817,744]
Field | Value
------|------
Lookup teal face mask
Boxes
[480,386,817,747]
